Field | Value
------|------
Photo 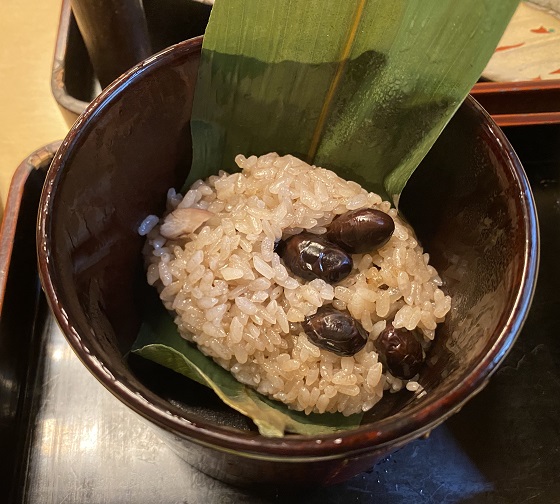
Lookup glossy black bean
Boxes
[279,233,352,283]
[375,323,424,379]
[302,306,368,356]
[326,208,395,254]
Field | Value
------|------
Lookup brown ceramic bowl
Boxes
[37,36,538,488]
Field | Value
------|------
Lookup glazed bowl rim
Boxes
[37,35,539,460]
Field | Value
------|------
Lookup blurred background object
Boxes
[482,0,560,82]
[70,0,152,89]
[51,0,560,130]
[52,0,211,125]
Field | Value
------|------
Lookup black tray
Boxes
[0,126,559,503]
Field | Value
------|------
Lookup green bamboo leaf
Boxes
[187,0,518,201]
[131,299,362,437]
[140,0,518,438]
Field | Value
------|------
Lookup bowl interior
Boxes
[39,38,537,450]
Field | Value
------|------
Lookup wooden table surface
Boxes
[0,0,68,216]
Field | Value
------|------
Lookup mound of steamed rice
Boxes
[140,153,451,416]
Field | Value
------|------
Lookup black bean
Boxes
[326,208,395,254]
[375,323,424,379]
[302,306,368,356]
[278,233,352,283]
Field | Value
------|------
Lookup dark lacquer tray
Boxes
[0,124,559,502]
[471,80,560,127]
